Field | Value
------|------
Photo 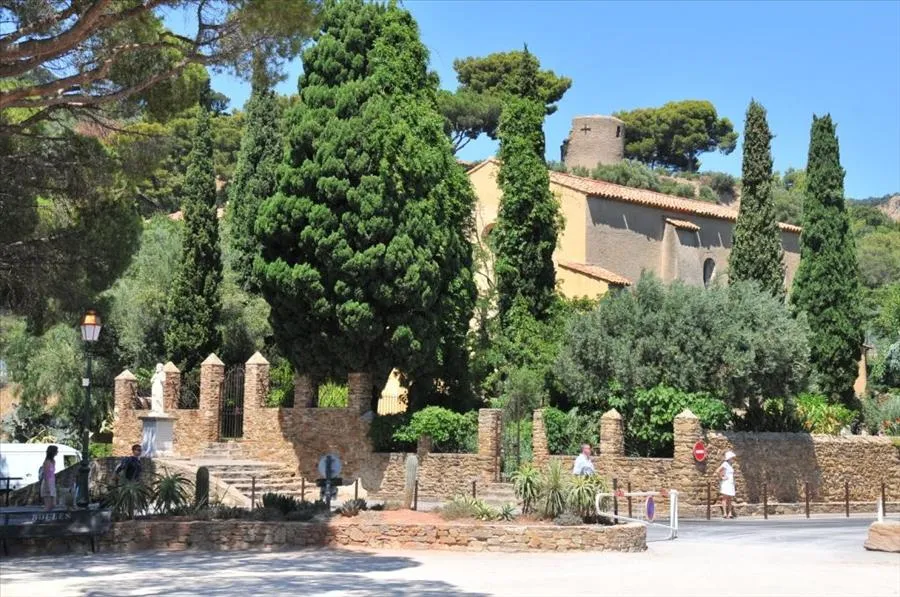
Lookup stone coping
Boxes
[2,519,646,557]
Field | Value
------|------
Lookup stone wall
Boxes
[2,519,646,556]
[532,407,900,508]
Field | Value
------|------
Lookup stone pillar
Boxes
[244,351,270,409]
[674,409,702,463]
[293,374,316,408]
[162,361,180,412]
[599,409,625,457]
[199,353,225,443]
[478,409,502,483]
[113,370,140,456]
[673,408,705,503]
[532,409,549,468]
[347,371,372,414]
[417,435,433,459]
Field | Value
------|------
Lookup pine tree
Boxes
[228,66,283,291]
[254,0,475,397]
[493,49,559,320]
[165,96,223,371]
[791,115,863,404]
[729,100,785,298]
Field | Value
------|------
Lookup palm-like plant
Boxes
[511,463,542,515]
[539,460,567,519]
[567,474,609,520]
[105,480,153,520]
[154,470,193,515]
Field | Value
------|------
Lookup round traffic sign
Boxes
[692,441,707,462]
[645,496,655,521]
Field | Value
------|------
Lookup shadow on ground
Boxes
[3,548,487,597]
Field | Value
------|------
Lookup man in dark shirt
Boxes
[115,444,143,482]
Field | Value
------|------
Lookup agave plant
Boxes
[498,503,516,522]
[105,480,153,520]
[154,470,193,515]
[567,474,604,520]
[539,461,567,519]
[511,463,542,515]
[474,501,497,521]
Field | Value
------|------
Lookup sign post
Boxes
[692,441,707,463]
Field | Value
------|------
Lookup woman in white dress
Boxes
[716,450,737,519]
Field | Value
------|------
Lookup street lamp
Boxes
[77,309,102,508]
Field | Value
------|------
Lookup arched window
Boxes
[703,258,716,288]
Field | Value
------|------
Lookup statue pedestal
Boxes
[139,413,177,458]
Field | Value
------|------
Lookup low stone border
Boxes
[2,519,646,557]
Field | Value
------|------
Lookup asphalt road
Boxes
[1,517,897,597]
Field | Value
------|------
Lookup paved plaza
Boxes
[1,518,898,597]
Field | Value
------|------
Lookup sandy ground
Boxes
[1,518,897,596]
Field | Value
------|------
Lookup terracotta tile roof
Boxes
[559,261,632,287]
[468,158,802,234]
[665,218,701,231]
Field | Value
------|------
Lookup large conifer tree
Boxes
[254,0,476,400]
[791,115,863,404]
[493,48,560,321]
[228,65,283,291]
[730,100,785,298]
[165,95,223,371]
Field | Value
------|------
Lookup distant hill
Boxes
[873,194,900,222]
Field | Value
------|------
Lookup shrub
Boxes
[708,171,737,196]
[498,503,516,521]
[339,498,366,517]
[474,501,498,521]
[266,358,294,407]
[154,470,193,515]
[698,185,718,203]
[393,407,478,453]
[566,474,608,520]
[90,443,113,458]
[318,381,348,407]
[543,406,600,455]
[735,397,803,432]
[369,412,414,452]
[104,480,153,520]
[262,492,303,515]
[539,460,567,519]
[629,385,732,456]
[794,393,856,434]
[861,394,900,435]
[501,418,533,478]
[440,495,482,520]
[511,463,542,515]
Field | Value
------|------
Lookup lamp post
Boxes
[77,309,102,508]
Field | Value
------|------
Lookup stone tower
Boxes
[560,115,626,171]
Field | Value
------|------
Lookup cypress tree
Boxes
[228,65,283,291]
[729,100,785,298]
[493,49,559,320]
[254,0,475,396]
[791,115,863,404]
[165,96,223,371]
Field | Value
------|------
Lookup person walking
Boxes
[39,445,58,511]
[115,444,144,483]
[572,443,596,476]
[716,450,737,519]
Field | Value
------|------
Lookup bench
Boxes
[0,508,113,555]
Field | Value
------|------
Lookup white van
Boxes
[0,443,82,491]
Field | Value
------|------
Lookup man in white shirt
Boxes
[572,443,595,476]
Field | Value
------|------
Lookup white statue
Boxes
[150,363,166,414]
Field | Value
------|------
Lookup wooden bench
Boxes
[0,508,113,555]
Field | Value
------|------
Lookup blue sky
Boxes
[205,1,900,199]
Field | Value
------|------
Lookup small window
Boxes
[615,125,621,138]
[703,258,716,288]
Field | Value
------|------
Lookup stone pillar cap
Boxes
[115,370,137,381]
[601,408,623,419]
[163,361,180,373]
[675,408,699,420]
[246,351,269,365]
[201,353,224,366]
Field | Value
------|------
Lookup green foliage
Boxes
[566,474,608,520]
[794,393,856,434]
[708,172,738,197]
[511,463,542,515]
[730,100,785,299]
[318,381,349,408]
[104,480,153,520]
[539,460,567,519]
[393,407,478,453]
[590,159,666,191]
[790,115,864,404]
[90,444,114,459]
[499,367,545,418]
[266,358,295,407]
[542,407,600,456]
[440,495,482,520]
[629,386,732,456]
[437,89,503,153]
[195,466,210,509]
[614,100,739,171]
[556,274,810,414]
[164,102,223,372]
[339,498,367,517]
[498,503,516,521]
[494,85,560,320]
[876,339,900,388]
[262,492,303,515]
[255,0,476,405]
[452,50,572,118]
[734,397,803,433]
[228,81,283,290]
[369,413,415,452]
[861,394,900,435]
[698,185,718,203]
[154,471,194,515]
[501,417,533,478]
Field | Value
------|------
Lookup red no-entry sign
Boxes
[692,441,707,462]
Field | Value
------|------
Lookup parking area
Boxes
[1,517,897,597]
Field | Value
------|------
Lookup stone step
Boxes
[211,468,295,480]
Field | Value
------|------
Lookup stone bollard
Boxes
[532,409,549,468]
[478,409,502,483]
[200,353,225,443]
[163,361,181,412]
[600,409,625,457]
